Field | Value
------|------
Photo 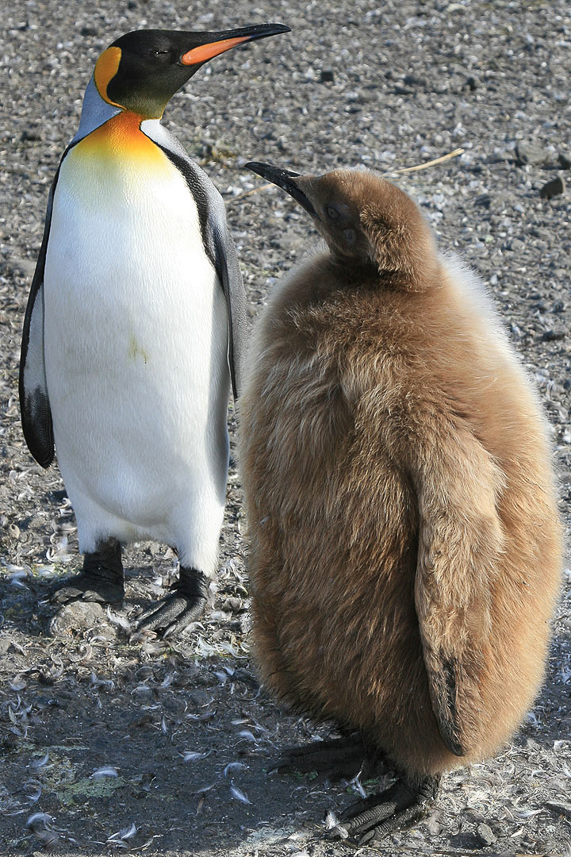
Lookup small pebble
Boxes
[516,141,552,166]
[540,176,565,199]
[477,822,496,846]
[541,329,565,342]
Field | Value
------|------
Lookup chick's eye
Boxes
[325,204,341,222]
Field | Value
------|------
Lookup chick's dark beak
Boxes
[181,24,290,66]
[245,161,317,217]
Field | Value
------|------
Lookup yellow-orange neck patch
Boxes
[94,47,123,107]
[72,111,168,169]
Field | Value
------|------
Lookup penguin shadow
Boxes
[0,519,181,645]
[1,479,569,853]
[0,568,354,853]
[2,565,571,853]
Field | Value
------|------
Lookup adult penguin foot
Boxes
[134,567,209,637]
[328,775,440,844]
[270,734,379,780]
[50,538,124,604]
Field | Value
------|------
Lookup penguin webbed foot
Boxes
[329,774,440,845]
[271,733,384,781]
[134,567,208,637]
[49,539,124,605]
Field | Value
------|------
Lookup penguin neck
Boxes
[73,110,168,167]
[72,77,169,143]
[72,77,123,144]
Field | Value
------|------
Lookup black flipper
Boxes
[19,175,59,467]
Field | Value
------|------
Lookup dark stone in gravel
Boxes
[558,153,571,169]
[320,70,335,83]
[540,176,566,199]
[403,73,424,87]
[504,238,526,252]
[545,801,571,820]
[541,329,565,342]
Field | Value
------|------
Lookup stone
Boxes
[545,800,571,819]
[542,329,565,341]
[540,175,565,199]
[477,822,496,846]
[48,600,113,637]
[516,141,552,166]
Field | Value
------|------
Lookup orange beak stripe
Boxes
[181,36,251,66]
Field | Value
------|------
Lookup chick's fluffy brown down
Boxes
[239,170,562,782]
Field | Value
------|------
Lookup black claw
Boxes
[135,594,206,637]
[49,539,124,605]
[134,567,209,637]
[330,774,440,843]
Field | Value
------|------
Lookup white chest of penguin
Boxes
[42,116,229,531]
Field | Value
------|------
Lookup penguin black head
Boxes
[246,162,438,286]
[93,24,290,119]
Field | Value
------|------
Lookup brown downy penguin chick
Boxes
[239,163,563,843]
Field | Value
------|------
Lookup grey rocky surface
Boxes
[1,0,571,855]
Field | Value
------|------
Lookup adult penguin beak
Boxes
[245,161,318,217]
[181,24,291,66]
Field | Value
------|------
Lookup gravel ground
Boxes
[1,0,571,855]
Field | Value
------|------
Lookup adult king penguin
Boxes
[240,163,562,841]
[19,24,289,636]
